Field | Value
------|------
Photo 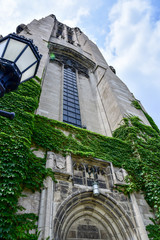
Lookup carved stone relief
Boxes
[50,53,89,77]
[112,167,127,185]
[46,151,66,171]
[115,168,124,182]
[54,155,66,170]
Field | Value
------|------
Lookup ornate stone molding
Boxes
[51,53,89,77]
[48,42,95,71]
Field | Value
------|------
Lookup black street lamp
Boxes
[0,33,42,119]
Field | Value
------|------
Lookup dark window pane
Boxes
[68,112,76,118]
[63,100,68,105]
[63,110,67,115]
[63,96,68,101]
[68,90,74,94]
[73,176,83,185]
[63,115,68,121]
[99,180,106,189]
[76,109,80,114]
[68,98,74,103]
[76,120,81,126]
[75,114,81,120]
[63,66,81,127]
[71,118,77,124]
[87,178,94,187]
[68,106,76,112]
[63,105,68,110]
[75,105,80,110]
[68,87,74,91]
[67,102,75,107]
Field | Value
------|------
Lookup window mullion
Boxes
[63,66,81,127]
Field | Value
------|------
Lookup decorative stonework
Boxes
[48,42,95,70]
[115,168,125,182]
[53,190,138,240]
[109,65,116,74]
[77,224,100,239]
[112,166,127,185]
[32,153,152,240]
[16,24,27,34]
[46,151,66,171]
[72,160,110,189]
[54,155,66,170]
[50,53,89,77]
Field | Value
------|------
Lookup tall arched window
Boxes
[63,66,82,127]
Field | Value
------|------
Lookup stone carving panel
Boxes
[112,167,127,185]
[47,151,66,171]
[115,168,124,182]
[77,225,100,239]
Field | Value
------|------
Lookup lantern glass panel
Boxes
[16,46,37,72]
[0,39,7,57]
[3,39,26,62]
[21,63,37,82]
[93,182,100,196]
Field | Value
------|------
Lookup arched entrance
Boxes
[53,191,137,240]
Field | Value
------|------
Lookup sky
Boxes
[0,0,160,128]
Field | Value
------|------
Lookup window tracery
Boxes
[73,162,107,189]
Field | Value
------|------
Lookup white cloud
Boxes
[101,0,160,126]
[63,7,90,27]
[0,0,18,16]
[0,0,104,36]
[0,0,21,35]
[102,0,160,86]
[0,0,92,36]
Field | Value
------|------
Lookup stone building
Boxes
[17,15,154,240]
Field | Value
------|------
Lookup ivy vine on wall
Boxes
[32,103,160,239]
[0,79,159,239]
[113,115,160,239]
[0,78,55,240]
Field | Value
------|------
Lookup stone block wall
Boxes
[18,15,151,136]
[15,15,155,240]
[21,150,152,240]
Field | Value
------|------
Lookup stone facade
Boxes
[17,15,154,239]
[29,149,153,240]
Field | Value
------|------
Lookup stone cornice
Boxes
[48,42,95,70]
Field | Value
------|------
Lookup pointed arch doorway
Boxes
[53,191,138,240]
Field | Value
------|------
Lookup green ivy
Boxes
[1,80,160,239]
[0,78,55,240]
[32,115,132,167]
[131,100,160,133]
[113,115,160,239]
[32,114,160,239]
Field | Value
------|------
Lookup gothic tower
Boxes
[16,15,155,240]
